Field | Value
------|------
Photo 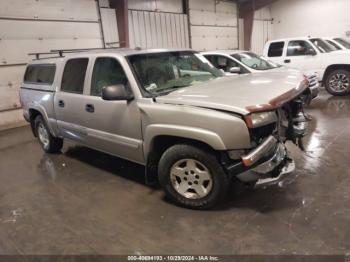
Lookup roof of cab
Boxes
[201,49,247,55]
[28,48,194,64]
[267,36,318,43]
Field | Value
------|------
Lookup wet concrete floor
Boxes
[0,90,349,255]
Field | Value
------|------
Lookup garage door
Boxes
[251,7,273,55]
[189,0,238,51]
[128,10,189,49]
[0,0,112,129]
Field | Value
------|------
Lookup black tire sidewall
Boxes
[158,144,229,209]
[34,115,51,152]
[326,70,350,96]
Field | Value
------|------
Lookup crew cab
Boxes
[20,48,310,209]
[263,37,350,96]
[201,50,319,102]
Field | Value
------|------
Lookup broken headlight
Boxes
[244,111,278,129]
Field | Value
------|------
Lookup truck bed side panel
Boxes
[20,87,59,137]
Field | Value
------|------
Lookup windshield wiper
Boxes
[154,84,190,96]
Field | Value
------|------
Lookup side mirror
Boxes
[306,48,317,56]
[102,84,134,101]
[229,67,241,74]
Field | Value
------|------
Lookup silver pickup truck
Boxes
[20,48,310,209]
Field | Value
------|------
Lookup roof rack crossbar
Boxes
[29,41,127,60]
[28,51,61,60]
[50,46,122,54]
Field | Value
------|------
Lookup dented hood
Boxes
[155,71,307,115]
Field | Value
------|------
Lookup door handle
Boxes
[58,100,65,108]
[85,104,95,113]
[284,59,291,63]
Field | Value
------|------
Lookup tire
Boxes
[34,115,63,153]
[325,69,350,96]
[158,144,230,209]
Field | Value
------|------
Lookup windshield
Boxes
[325,40,342,50]
[334,38,350,49]
[310,38,337,53]
[231,52,280,70]
[128,51,223,96]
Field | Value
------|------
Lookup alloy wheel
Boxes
[37,123,49,147]
[170,159,213,199]
[328,73,350,93]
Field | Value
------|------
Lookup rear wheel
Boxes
[34,115,63,153]
[158,144,229,209]
[325,69,350,96]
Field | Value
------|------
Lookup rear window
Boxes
[268,42,285,57]
[61,58,89,94]
[24,64,56,84]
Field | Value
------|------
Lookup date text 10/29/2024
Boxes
[127,256,219,261]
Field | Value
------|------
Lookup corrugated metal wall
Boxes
[128,10,189,49]
[128,0,183,13]
[251,7,273,54]
[0,0,118,130]
[189,0,238,51]
[128,0,189,49]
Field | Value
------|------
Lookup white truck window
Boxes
[334,38,350,49]
[325,40,342,50]
[267,42,285,57]
[61,58,89,94]
[287,40,315,56]
[24,64,56,85]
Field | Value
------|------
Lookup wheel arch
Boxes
[143,125,227,185]
[28,106,55,137]
[322,64,350,83]
[28,108,44,136]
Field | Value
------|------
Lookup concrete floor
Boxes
[0,90,349,255]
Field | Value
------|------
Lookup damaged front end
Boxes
[223,81,310,185]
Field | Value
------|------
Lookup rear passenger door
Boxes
[81,56,144,164]
[55,57,90,143]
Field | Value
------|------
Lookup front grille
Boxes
[251,123,277,144]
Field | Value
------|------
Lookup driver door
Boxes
[81,56,144,164]
[284,40,321,74]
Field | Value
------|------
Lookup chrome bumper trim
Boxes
[255,158,295,186]
[241,135,277,167]
[309,82,320,99]
[236,143,291,183]
[252,143,286,174]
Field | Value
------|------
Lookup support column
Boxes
[239,0,279,51]
[242,10,254,50]
[109,0,129,47]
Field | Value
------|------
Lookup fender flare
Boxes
[143,124,227,158]
[28,104,57,136]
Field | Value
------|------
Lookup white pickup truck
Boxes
[263,37,350,96]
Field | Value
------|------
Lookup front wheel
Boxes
[34,115,63,153]
[158,144,230,209]
[325,69,350,96]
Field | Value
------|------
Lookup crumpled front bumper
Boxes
[307,74,320,99]
[226,136,295,184]
[309,81,320,99]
